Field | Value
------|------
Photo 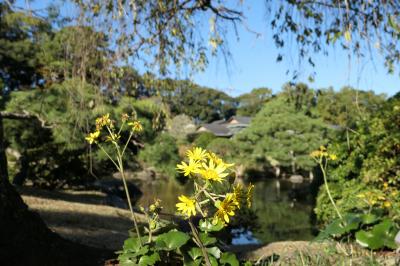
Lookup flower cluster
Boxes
[176,148,233,182]
[175,147,254,225]
[85,113,142,145]
[310,146,337,161]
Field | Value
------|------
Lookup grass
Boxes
[253,241,397,266]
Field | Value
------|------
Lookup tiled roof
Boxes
[199,124,233,137]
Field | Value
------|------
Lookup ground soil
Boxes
[18,186,146,251]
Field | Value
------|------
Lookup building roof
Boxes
[226,116,252,125]
[210,119,226,125]
[198,124,233,137]
[197,116,252,137]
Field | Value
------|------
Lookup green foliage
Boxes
[119,227,240,266]
[167,114,196,141]
[206,138,238,162]
[193,132,217,149]
[317,213,398,250]
[315,87,385,128]
[315,97,400,226]
[268,1,400,75]
[162,79,237,122]
[355,219,398,250]
[236,87,272,116]
[139,133,180,177]
[235,97,329,174]
[0,3,50,89]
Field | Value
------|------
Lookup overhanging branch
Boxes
[0,111,53,129]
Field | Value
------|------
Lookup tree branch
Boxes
[0,111,53,129]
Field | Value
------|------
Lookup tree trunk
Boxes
[0,115,9,182]
[0,116,112,265]
[12,151,29,186]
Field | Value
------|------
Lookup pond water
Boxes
[136,178,316,245]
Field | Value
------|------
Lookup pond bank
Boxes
[19,187,399,265]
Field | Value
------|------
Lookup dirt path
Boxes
[19,187,146,251]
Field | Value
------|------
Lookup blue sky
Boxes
[192,2,399,97]
[16,0,400,97]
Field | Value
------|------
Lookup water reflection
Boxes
[135,178,315,244]
[251,179,315,244]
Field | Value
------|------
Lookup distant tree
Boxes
[235,98,329,175]
[315,87,386,129]
[167,114,196,141]
[162,79,237,122]
[138,133,180,177]
[278,82,320,116]
[236,87,272,116]
[193,132,217,149]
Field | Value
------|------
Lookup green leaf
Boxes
[355,219,397,250]
[389,15,400,33]
[209,256,219,266]
[344,30,351,42]
[360,213,379,225]
[316,214,362,240]
[199,219,224,232]
[188,247,203,261]
[206,247,221,259]
[356,230,383,250]
[342,213,362,231]
[183,257,202,266]
[220,252,239,266]
[155,230,190,251]
[135,246,150,257]
[316,220,346,240]
[138,252,161,266]
[199,233,217,246]
[118,253,136,266]
[123,237,143,253]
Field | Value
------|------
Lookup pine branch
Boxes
[0,111,53,129]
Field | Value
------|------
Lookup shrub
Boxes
[193,132,216,148]
[139,133,180,177]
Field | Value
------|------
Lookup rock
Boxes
[289,174,304,183]
[91,179,142,205]
[112,168,157,183]
[134,168,157,182]
[241,241,326,262]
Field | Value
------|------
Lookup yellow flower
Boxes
[128,120,143,132]
[85,131,100,144]
[383,201,391,208]
[199,160,229,182]
[356,193,365,198]
[214,193,239,224]
[310,150,321,158]
[105,132,120,142]
[207,152,234,168]
[233,184,243,199]
[96,113,111,129]
[121,113,129,122]
[329,154,337,161]
[176,195,196,217]
[176,159,201,176]
[378,196,386,201]
[320,146,326,151]
[186,147,207,162]
[246,183,254,208]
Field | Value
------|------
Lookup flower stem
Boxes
[320,161,343,220]
[188,219,211,266]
